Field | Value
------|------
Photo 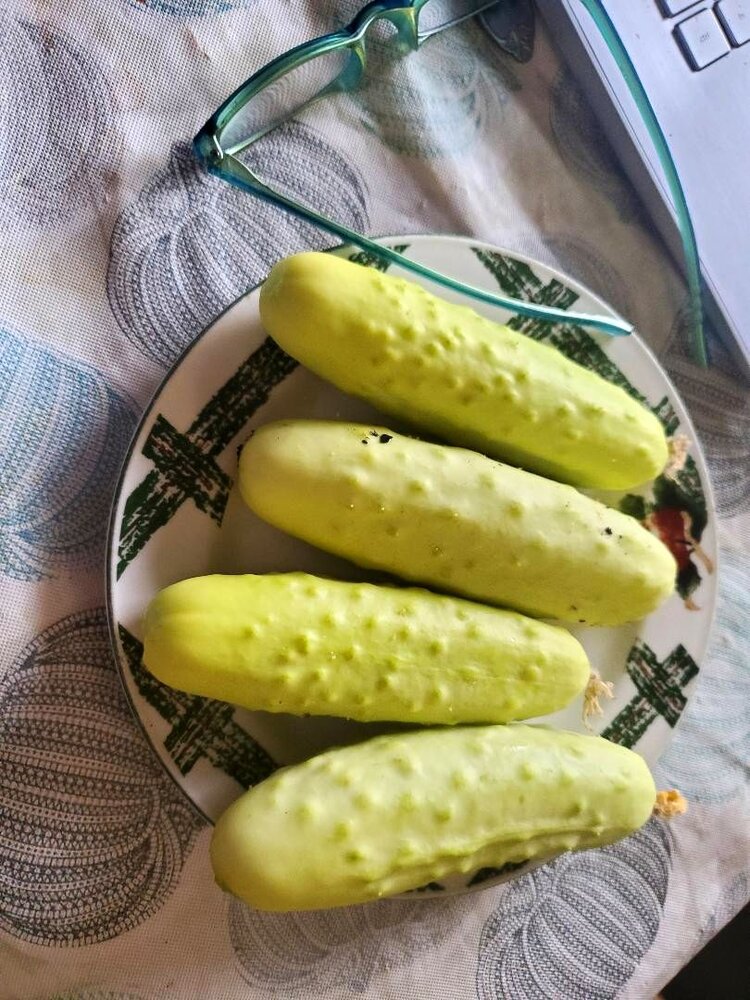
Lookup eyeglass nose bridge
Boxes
[380,7,421,51]
[296,6,421,123]
[352,2,421,55]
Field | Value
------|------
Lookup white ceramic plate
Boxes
[107,235,717,895]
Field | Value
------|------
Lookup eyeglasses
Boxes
[194,0,706,358]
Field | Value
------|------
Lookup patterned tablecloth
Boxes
[1,1,748,997]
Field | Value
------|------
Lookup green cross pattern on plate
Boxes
[347,244,410,271]
[602,640,699,748]
[116,247,413,579]
[117,337,297,578]
[473,249,678,434]
[119,626,276,791]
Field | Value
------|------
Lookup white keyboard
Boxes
[664,1,750,70]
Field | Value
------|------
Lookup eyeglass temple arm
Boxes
[417,0,502,40]
[577,0,707,366]
[207,152,633,337]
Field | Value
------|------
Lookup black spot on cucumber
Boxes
[379,434,393,444]
[604,527,613,536]
[361,439,368,445]
[411,881,446,893]
[369,430,378,437]
[468,862,526,886]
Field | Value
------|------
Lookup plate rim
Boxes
[105,232,720,833]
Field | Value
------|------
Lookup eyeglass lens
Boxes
[222,1,495,155]
[222,48,355,156]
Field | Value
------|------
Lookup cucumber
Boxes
[239,421,676,626]
[259,252,668,490]
[143,573,590,725]
[211,724,657,911]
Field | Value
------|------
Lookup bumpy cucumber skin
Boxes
[239,421,676,626]
[211,724,656,911]
[143,573,589,725]
[259,252,668,490]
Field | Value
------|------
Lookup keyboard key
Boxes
[717,0,750,45]
[675,9,731,68]
[659,0,701,16]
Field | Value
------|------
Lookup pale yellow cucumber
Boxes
[143,573,589,725]
[211,724,657,911]
[259,252,668,490]
[239,421,676,626]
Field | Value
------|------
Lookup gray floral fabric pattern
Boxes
[0,13,121,225]
[0,609,204,946]
[230,895,475,995]
[0,1,747,998]
[0,327,136,580]
[108,131,368,366]
[476,822,671,1000]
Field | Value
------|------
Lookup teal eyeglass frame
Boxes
[194,0,706,360]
